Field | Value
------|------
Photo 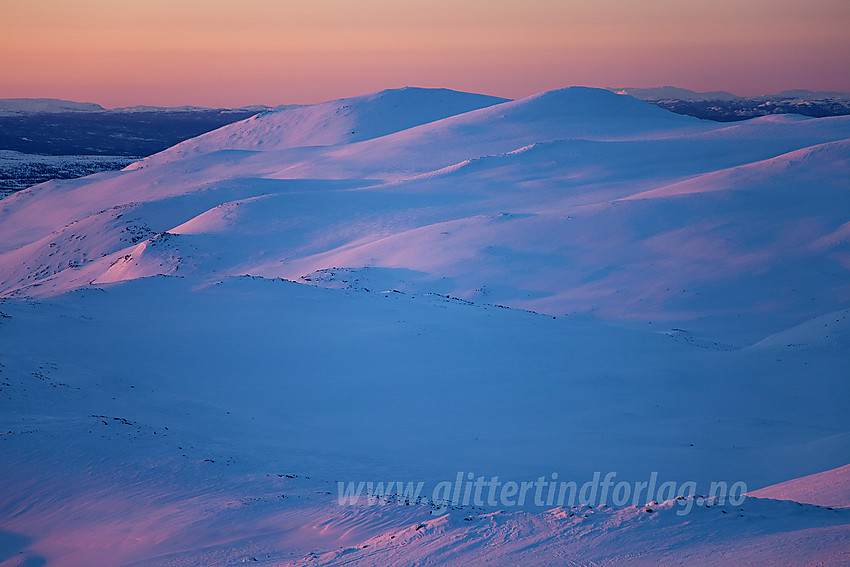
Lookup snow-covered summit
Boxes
[131,87,509,168]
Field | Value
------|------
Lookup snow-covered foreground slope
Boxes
[750,464,850,508]
[1,278,848,566]
[0,87,848,565]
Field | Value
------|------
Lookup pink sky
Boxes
[2,0,849,107]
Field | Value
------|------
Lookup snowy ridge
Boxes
[129,87,508,169]
[621,138,850,200]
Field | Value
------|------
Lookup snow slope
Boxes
[130,87,508,168]
[750,464,850,508]
[0,86,848,565]
[2,88,848,339]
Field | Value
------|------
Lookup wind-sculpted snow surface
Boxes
[0,87,848,565]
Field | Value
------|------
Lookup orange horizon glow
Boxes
[2,0,849,108]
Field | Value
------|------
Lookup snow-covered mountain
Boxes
[4,87,848,339]
[1,86,848,566]
[0,98,295,116]
[133,87,508,166]
[612,86,850,122]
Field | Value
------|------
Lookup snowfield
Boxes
[0,87,848,565]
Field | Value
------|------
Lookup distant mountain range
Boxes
[0,97,300,116]
[5,89,850,115]
[0,103,265,157]
[2,87,849,195]
[608,86,850,121]
[0,100,290,193]
[610,86,850,102]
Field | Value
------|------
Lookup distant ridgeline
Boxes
[610,87,850,121]
[0,100,291,195]
[2,89,849,196]
[653,99,850,122]
[0,104,268,156]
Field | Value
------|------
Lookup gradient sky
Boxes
[2,0,849,107]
